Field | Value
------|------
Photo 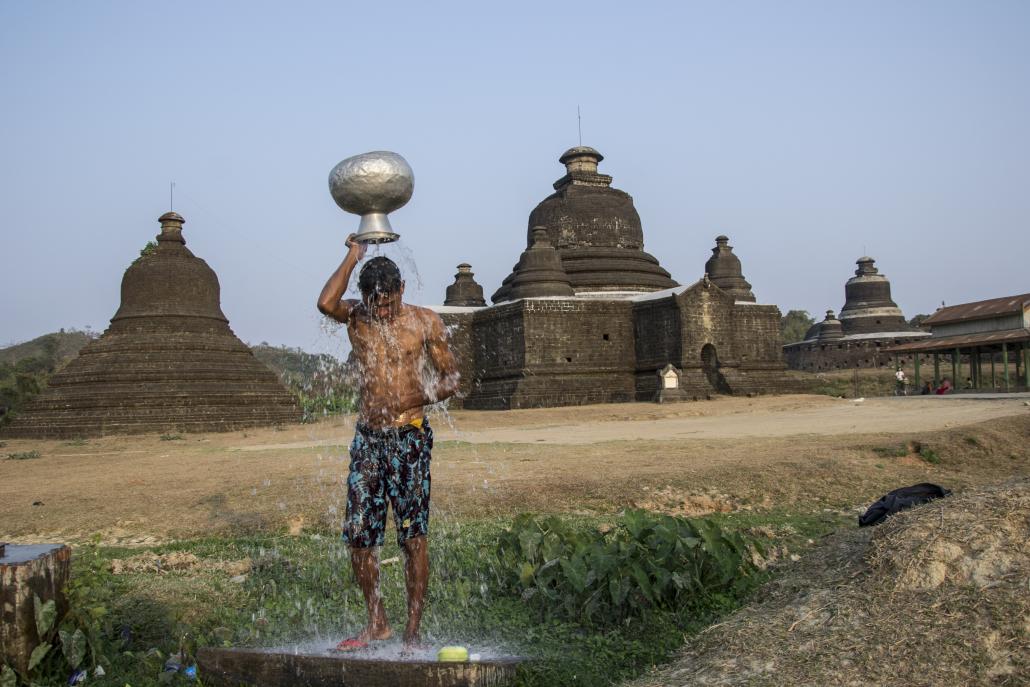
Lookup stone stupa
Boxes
[3,212,301,438]
[492,146,677,301]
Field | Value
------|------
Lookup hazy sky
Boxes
[2,1,1028,357]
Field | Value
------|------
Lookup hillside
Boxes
[0,333,355,421]
[0,330,94,367]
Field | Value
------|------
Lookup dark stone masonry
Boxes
[2,212,301,438]
[436,147,805,409]
[783,257,930,371]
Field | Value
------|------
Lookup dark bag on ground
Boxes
[858,483,951,527]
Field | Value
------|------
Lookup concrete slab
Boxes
[197,646,521,687]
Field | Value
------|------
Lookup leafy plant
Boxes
[6,451,40,461]
[919,447,941,464]
[159,434,184,441]
[490,510,760,626]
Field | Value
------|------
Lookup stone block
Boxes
[0,544,71,676]
[197,647,521,687]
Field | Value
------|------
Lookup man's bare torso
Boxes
[348,303,438,429]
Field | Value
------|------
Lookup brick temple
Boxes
[2,212,301,438]
[434,147,802,409]
[783,256,930,371]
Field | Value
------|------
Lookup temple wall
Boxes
[676,286,739,366]
[784,337,931,371]
[731,304,788,368]
[457,299,638,409]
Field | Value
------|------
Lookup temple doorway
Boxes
[700,344,731,394]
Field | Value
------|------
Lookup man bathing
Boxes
[317,235,459,650]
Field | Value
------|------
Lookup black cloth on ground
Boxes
[858,483,951,527]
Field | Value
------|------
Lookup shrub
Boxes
[6,451,41,460]
[489,510,760,626]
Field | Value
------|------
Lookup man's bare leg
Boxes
[402,536,429,647]
[351,546,392,642]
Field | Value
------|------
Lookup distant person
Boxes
[920,381,932,395]
[964,376,974,389]
[936,377,952,395]
[317,235,460,651]
[894,369,908,396]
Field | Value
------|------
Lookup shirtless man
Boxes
[317,235,459,650]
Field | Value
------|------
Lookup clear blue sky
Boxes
[2,1,1028,357]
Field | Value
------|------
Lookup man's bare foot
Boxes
[334,624,392,652]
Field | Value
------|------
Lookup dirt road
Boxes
[1,395,1027,543]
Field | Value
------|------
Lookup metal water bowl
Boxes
[328,151,414,244]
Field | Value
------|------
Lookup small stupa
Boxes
[704,235,756,302]
[443,263,487,307]
[3,212,301,438]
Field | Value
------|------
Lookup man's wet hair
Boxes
[358,256,403,296]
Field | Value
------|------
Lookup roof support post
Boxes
[952,348,960,391]
[933,351,940,388]
[1002,342,1010,392]
[914,353,921,390]
[1024,342,1029,389]
[991,350,996,389]
[974,347,981,389]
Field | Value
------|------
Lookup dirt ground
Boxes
[628,478,1030,686]
[2,394,1028,545]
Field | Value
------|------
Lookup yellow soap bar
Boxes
[437,645,469,662]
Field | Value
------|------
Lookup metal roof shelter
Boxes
[885,293,1030,393]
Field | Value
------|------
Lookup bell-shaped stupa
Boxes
[704,235,756,302]
[3,212,301,438]
[443,263,487,307]
[507,227,576,300]
[803,309,844,341]
[838,256,908,334]
[492,147,676,302]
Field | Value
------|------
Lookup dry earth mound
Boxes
[629,479,1030,686]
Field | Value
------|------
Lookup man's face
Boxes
[362,285,403,321]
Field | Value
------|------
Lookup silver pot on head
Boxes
[328,151,414,244]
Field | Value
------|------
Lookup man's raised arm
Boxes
[423,311,460,403]
[317,234,366,323]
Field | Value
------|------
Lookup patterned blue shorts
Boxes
[343,419,433,549]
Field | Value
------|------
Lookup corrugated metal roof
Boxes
[923,293,1030,326]
[884,328,1030,353]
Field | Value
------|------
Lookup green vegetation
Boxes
[780,310,815,345]
[250,344,357,420]
[492,510,759,626]
[0,511,829,687]
[133,241,158,264]
[159,434,184,442]
[0,331,95,425]
[5,450,41,461]
[918,447,941,464]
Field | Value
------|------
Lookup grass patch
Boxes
[6,450,41,460]
[12,511,832,687]
[63,439,89,446]
[871,446,908,459]
[159,434,184,441]
[918,447,941,464]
